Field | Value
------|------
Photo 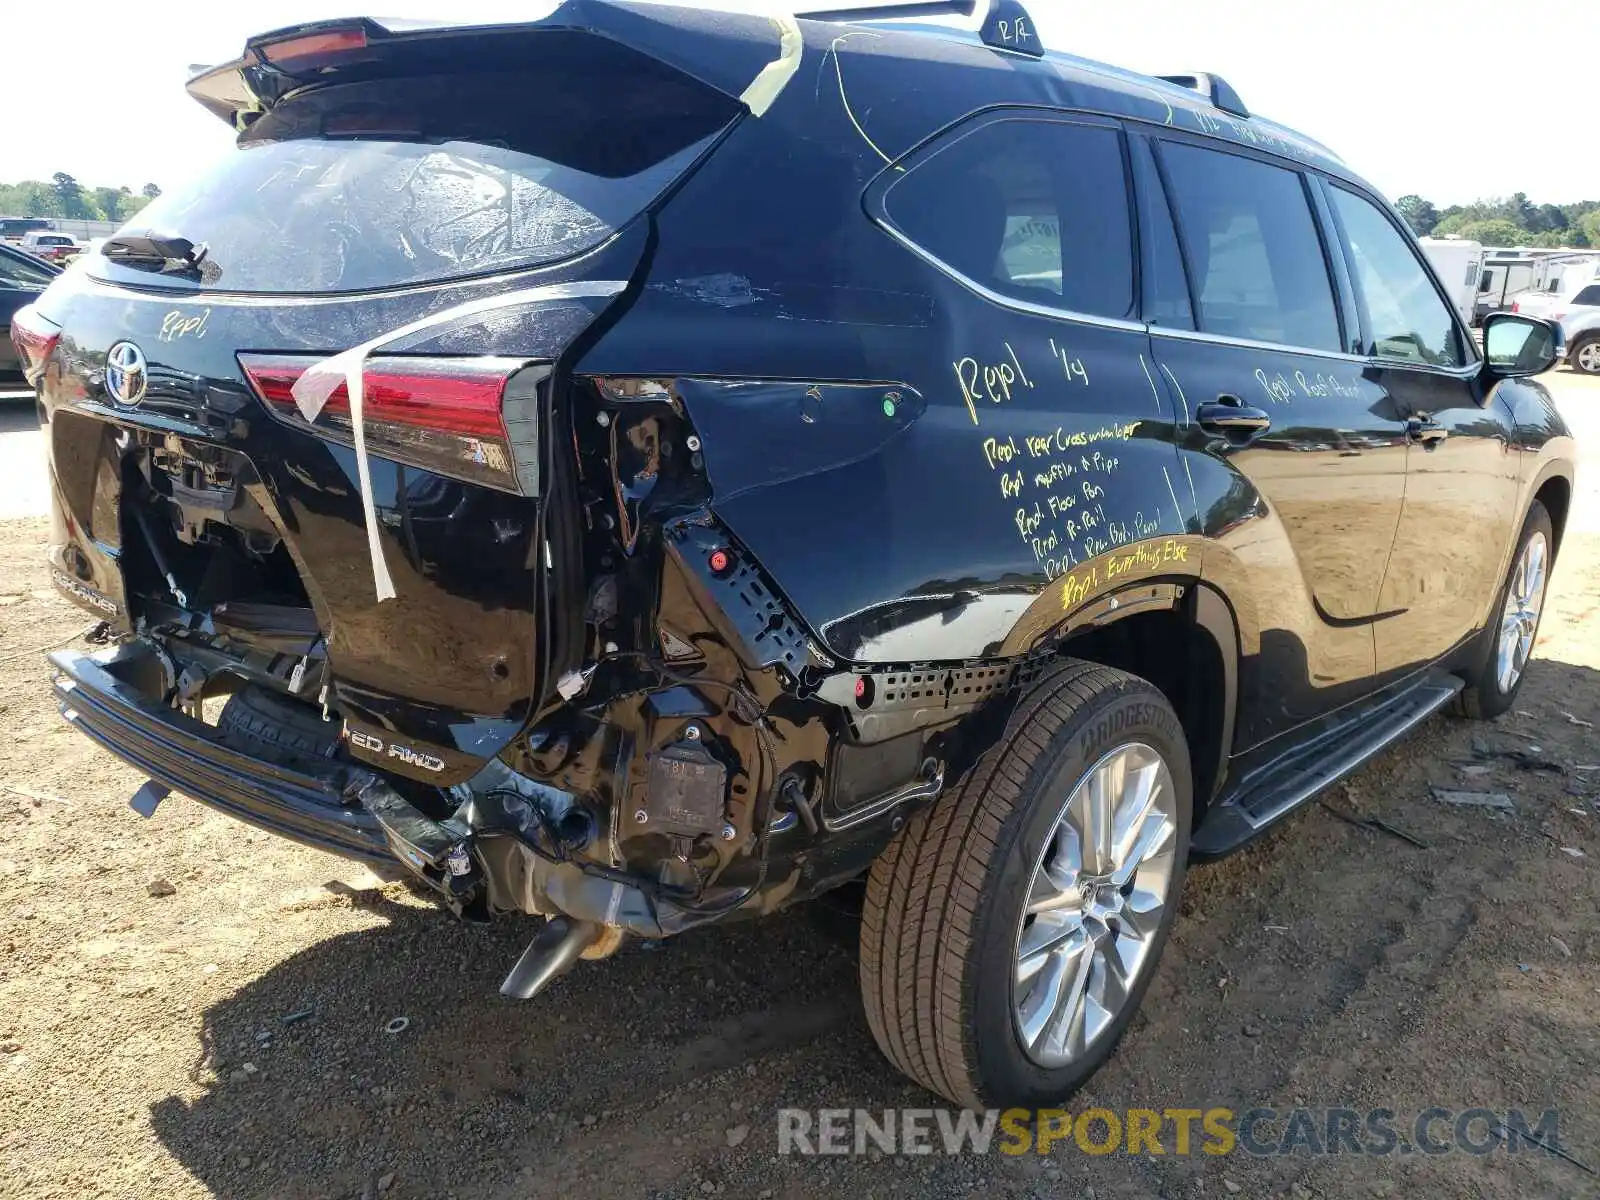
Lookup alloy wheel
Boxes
[1012,742,1179,1069]
[1578,342,1600,375]
[1496,530,1549,694]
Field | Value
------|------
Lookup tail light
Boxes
[256,26,371,69]
[1511,300,1520,313]
[10,304,61,385]
[239,354,542,495]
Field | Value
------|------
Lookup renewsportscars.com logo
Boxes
[777,1107,1566,1160]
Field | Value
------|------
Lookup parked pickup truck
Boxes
[18,232,83,264]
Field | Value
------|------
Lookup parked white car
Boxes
[1517,282,1600,374]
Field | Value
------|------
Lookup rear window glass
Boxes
[881,116,1135,320]
[94,58,735,294]
[1575,285,1600,306]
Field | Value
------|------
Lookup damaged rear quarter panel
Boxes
[580,66,1198,666]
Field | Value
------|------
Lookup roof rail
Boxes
[979,0,1043,55]
[797,1,979,19]
[1156,72,1250,118]
[796,0,1047,56]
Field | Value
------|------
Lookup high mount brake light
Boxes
[239,354,543,495]
[10,304,61,386]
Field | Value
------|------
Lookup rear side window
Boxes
[95,49,737,294]
[1328,187,1464,367]
[881,116,1135,320]
[1576,285,1600,306]
[1159,142,1342,353]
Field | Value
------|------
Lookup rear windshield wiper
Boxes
[101,234,213,278]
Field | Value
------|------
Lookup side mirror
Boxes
[1482,312,1560,378]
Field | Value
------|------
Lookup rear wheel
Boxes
[1571,334,1600,376]
[859,662,1191,1108]
[1455,502,1554,719]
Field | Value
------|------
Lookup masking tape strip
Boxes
[290,279,628,603]
[740,14,803,117]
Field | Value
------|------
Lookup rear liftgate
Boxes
[185,5,818,995]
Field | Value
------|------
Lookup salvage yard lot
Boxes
[1,374,1598,1200]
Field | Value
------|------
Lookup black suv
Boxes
[17,0,1574,1108]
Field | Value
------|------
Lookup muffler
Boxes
[500,916,602,1000]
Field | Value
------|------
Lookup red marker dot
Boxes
[854,677,867,699]
[709,549,730,574]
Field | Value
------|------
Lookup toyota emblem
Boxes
[104,341,148,406]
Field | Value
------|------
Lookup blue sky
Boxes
[2,0,1588,205]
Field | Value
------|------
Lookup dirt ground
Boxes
[2,374,1599,1200]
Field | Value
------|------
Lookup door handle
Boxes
[1407,417,1448,447]
[1196,396,1272,439]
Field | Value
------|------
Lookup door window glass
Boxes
[1329,187,1465,367]
[1160,142,1342,352]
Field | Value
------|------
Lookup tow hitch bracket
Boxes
[129,779,171,818]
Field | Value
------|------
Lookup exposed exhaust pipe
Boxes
[500,916,602,1000]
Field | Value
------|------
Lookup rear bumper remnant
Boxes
[51,644,391,863]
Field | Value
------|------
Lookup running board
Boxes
[1191,673,1463,857]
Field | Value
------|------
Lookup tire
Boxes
[859,662,1192,1108]
[1454,501,1554,720]
[217,684,342,768]
[1570,334,1600,376]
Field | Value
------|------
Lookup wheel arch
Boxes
[1053,581,1239,815]
[1533,470,1573,554]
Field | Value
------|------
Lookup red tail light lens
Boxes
[239,354,540,494]
[10,304,61,385]
[257,27,370,69]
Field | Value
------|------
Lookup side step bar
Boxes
[1191,672,1463,857]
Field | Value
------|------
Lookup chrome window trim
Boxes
[1152,324,1485,378]
[1364,356,1482,381]
[1149,324,1370,365]
[870,215,1148,335]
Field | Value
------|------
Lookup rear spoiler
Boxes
[187,0,802,128]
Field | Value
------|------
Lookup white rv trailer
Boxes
[1419,238,1486,328]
